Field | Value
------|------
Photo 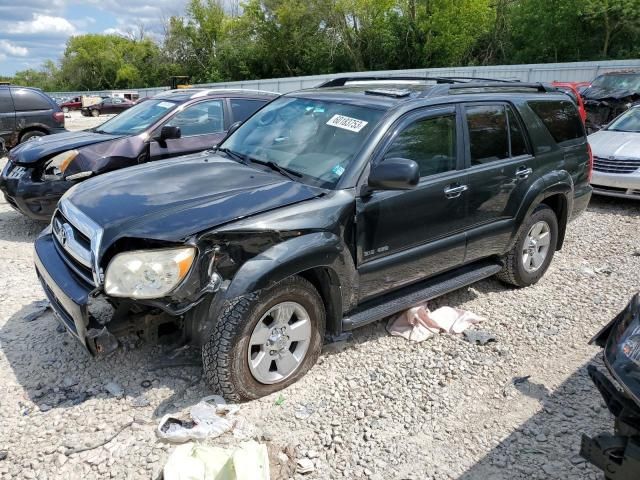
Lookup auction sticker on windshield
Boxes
[326,114,368,133]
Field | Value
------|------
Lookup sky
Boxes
[0,0,190,76]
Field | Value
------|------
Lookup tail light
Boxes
[53,111,65,124]
[586,143,594,182]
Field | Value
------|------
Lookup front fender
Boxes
[225,231,355,300]
[186,232,357,344]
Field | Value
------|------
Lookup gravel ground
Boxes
[0,113,639,479]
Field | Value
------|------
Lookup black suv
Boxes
[34,77,592,401]
[0,85,66,148]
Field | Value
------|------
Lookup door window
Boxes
[466,105,509,165]
[230,99,267,123]
[384,114,457,177]
[166,100,224,137]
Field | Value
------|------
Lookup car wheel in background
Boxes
[62,107,69,113]
[497,204,558,287]
[202,275,325,402]
[91,109,100,117]
[19,130,46,143]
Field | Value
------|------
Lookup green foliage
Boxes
[4,0,640,91]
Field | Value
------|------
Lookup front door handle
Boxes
[516,167,533,180]
[444,184,468,199]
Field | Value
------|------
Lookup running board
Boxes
[342,260,503,331]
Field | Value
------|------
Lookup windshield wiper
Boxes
[249,158,302,181]
[216,147,248,164]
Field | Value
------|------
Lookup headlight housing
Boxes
[45,149,79,177]
[104,247,196,299]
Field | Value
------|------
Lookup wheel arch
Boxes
[187,232,356,344]
[510,171,573,252]
[19,126,49,142]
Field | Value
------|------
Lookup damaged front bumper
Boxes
[0,161,72,220]
[34,228,222,355]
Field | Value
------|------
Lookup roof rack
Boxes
[445,82,553,93]
[317,75,520,88]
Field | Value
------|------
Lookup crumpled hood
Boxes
[63,152,324,249]
[588,130,640,159]
[582,86,639,102]
[10,130,123,165]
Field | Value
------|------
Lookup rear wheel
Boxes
[19,130,46,143]
[91,109,100,117]
[497,204,558,287]
[202,275,325,402]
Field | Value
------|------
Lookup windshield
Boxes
[607,107,640,133]
[220,97,385,188]
[591,74,640,92]
[95,99,179,135]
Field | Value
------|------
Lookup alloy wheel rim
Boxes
[522,220,551,273]
[248,301,311,384]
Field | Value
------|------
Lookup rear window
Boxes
[528,100,584,144]
[11,89,52,111]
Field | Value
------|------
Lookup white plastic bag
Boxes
[157,395,240,443]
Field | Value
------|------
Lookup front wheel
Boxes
[497,204,558,287]
[202,275,325,402]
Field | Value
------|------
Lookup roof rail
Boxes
[190,88,279,98]
[446,82,553,93]
[317,75,521,88]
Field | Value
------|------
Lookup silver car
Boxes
[588,105,640,200]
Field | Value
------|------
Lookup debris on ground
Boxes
[129,394,151,408]
[293,403,315,420]
[23,300,50,322]
[296,457,315,474]
[463,329,497,345]
[104,381,124,398]
[157,396,240,443]
[0,450,7,461]
[163,441,269,480]
[387,304,485,342]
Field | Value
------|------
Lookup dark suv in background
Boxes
[34,77,592,401]
[0,85,65,149]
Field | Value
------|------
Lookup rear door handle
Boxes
[444,184,468,199]
[516,167,533,180]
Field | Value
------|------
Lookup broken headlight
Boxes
[44,149,79,177]
[104,247,196,299]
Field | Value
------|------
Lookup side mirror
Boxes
[367,158,419,191]
[160,125,181,141]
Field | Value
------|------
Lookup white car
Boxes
[588,105,640,200]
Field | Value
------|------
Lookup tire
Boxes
[91,109,100,117]
[62,107,69,113]
[202,275,325,402]
[496,204,558,287]
[19,130,46,143]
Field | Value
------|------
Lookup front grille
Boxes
[593,156,640,174]
[52,210,95,286]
